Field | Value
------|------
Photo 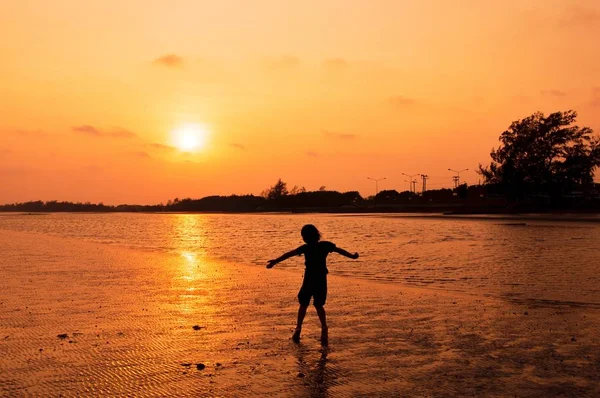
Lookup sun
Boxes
[172,123,209,152]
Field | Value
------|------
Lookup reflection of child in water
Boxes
[267,224,359,345]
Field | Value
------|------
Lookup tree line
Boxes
[1,110,599,213]
[0,184,484,213]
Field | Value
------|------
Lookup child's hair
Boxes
[301,224,321,244]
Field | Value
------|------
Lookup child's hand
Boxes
[351,253,359,260]
[266,260,277,269]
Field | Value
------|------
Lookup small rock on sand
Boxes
[192,325,204,331]
[196,363,206,370]
[57,334,68,340]
[297,372,305,378]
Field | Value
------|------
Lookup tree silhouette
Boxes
[289,185,307,195]
[263,178,289,200]
[478,110,600,199]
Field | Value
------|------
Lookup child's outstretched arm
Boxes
[267,247,303,268]
[332,247,359,259]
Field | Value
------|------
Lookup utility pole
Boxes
[448,168,469,188]
[367,177,386,196]
[402,173,419,193]
[452,176,460,188]
[420,174,429,194]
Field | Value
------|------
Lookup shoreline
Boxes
[3,210,600,224]
[3,208,600,216]
[366,212,600,223]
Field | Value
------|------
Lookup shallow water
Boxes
[1,212,599,305]
[2,219,600,397]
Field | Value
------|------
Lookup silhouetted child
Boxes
[267,224,359,345]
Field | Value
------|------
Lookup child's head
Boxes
[301,224,321,244]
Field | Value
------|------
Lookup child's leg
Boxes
[315,305,327,329]
[293,304,309,343]
[315,305,328,345]
[314,277,328,329]
[296,304,309,329]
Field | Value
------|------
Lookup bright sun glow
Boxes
[172,123,209,152]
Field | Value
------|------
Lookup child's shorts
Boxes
[298,276,327,307]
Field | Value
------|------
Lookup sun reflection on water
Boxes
[172,214,209,278]
[176,255,208,315]
[180,251,199,281]
[171,215,215,316]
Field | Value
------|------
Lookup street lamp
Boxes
[420,174,429,193]
[367,177,386,196]
[448,168,469,188]
[402,173,419,193]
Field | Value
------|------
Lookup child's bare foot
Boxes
[320,327,328,346]
[292,327,301,343]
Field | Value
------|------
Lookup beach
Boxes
[1,229,599,397]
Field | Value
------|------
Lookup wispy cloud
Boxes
[323,130,359,140]
[387,95,417,107]
[130,151,151,159]
[73,125,101,135]
[153,54,184,68]
[471,96,484,105]
[146,143,177,151]
[230,143,245,150]
[559,5,600,28]
[540,89,567,97]
[322,58,348,69]
[269,55,300,70]
[306,151,319,157]
[73,125,137,139]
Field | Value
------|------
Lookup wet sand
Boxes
[1,230,599,397]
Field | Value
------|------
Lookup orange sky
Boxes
[1,0,600,204]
